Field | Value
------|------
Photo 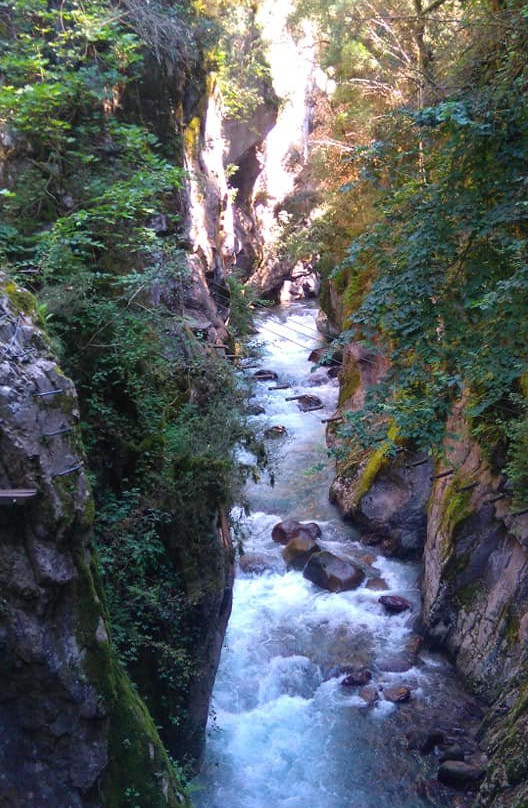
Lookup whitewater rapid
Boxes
[194,302,468,808]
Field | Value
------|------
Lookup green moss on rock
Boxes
[75,553,190,808]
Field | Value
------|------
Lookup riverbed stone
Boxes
[264,425,288,439]
[296,394,323,411]
[303,551,365,593]
[341,667,372,687]
[439,745,465,763]
[282,536,321,570]
[239,553,283,575]
[437,761,485,788]
[253,369,278,381]
[379,595,412,614]
[366,577,389,591]
[383,685,412,703]
[247,404,266,415]
[271,520,322,545]
[359,685,379,705]
[407,730,446,754]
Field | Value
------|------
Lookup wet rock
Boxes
[303,551,365,593]
[271,520,322,545]
[327,366,341,379]
[377,657,414,673]
[379,595,412,614]
[383,685,412,703]
[439,745,465,763]
[308,346,342,367]
[264,425,287,439]
[366,577,389,591]
[246,404,265,415]
[296,394,323,411]
[239,553,282,575]
[415,777,448,804]
[407,729,445,754]
[405,633,423,657]
[437,761,485,789]
[341,667,372,687]
[359,685,379,705]
[253,369,278,381]
[282,536,320,570]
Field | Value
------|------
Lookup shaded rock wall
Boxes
[0,276,186,808]
[331,345,528,804]
[421,405,528,808]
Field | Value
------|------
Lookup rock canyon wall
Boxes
[326,320,528,807]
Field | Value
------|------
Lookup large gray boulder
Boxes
[303,551,365,593]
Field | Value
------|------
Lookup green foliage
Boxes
[0,0,258,772]
[289,0,528,501]
[95,492,195,726]
[212,1,277,121]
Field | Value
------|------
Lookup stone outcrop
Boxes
[0,276,186,808]
[328,342,432,558]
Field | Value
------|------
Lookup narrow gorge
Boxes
[0,1,527,807]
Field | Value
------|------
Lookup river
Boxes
[194,301,477,808]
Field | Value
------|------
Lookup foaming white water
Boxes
[194,303,454,808]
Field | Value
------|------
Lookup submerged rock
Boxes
[379,595,412,614]
[359,685,380,705]
[366,577,389,591]
[264,425,288,439]
[239,553,283,575]
[383,685,412,703]
[437,761,485,789]
[271,520,322,545]
[253,369,278,381]
[296,394,323,411]
[247,403,266,415]
[303,551,365,593]
[282,536,321,570]
[341,667,372,687]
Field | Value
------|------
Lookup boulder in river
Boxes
[264,425,288,439]
[282,536,321,570]
[366,577,389,591]
[247,404,266,415]
[303,551,365,593]
[272,520,322,545]
[253,369,278,381]
[437,761,485,789]
[379,595,412,614]
[407,730,446,755]
[359,685,380,705]
[439,745,465,763]
[296,394,323,411]
[341,667,372,687]
[383,685,412,703]
[239,553,283,575]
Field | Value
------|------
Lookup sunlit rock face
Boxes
[246,0,319,298]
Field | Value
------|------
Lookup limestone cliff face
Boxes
[421,405,528,808]
[0,276,187,808]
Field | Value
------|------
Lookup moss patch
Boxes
[338,365,360,408]
[1,279,38,318]
[75,553,190,808]
[440,476,474,539]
